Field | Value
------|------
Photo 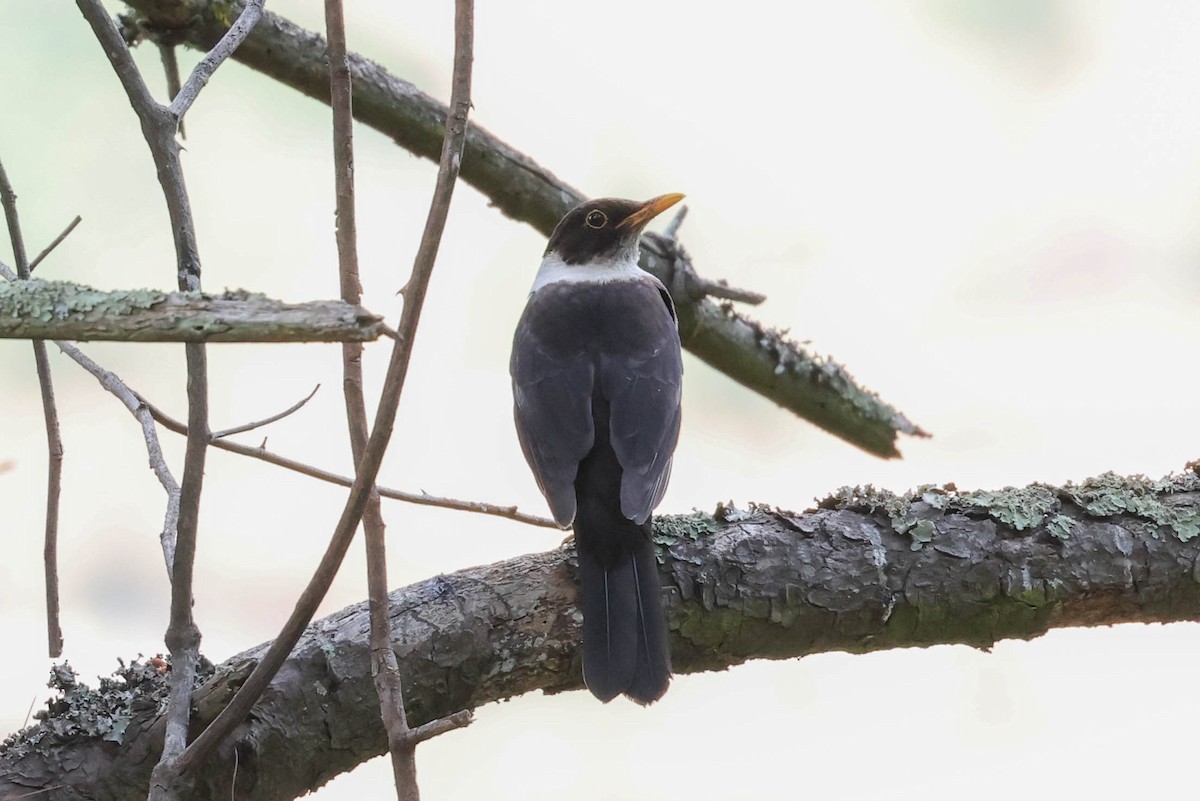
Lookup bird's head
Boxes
[545,194,685,266]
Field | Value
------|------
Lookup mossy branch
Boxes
[5,467,1199,800]
[0,279,385,342]
[113,0,928,457]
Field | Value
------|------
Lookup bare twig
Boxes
[662,203,687,240]
[158,44,185,138]
[323,0,460,793]
[2,258,185,573]
[0,159,66,659]
[173,0,475,776]
[402,710,474,746]
[211,384,320,439]
[691,277,767,306]
[59,342,183,572]
[75,1,261,796]
[143,396,555,527]
[168,0,265,120]
[28,215,82,272]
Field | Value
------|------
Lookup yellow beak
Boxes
[617,193,686,231]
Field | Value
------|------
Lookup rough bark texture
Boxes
[0,280,384,342]
[4,469,1199,801]
[113,0,928,458]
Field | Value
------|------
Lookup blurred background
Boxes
[3,1,1200,798]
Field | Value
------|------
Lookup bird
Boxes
[510,193,685,704]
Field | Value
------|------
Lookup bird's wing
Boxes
[601,284,683,525]
[511,310,595,528]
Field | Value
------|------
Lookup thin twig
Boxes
[211,384,320,439]
[144,397,555,527]
[173,0,475,775]
[59,342,182,572]
[158,44,185,138]
[401,710,474,746]
[0,159,66,658]
[169,0,265,120]
[694,278,767,306]
[0,259,185,570]
[662,203,687,241]
[323,0,433,792]
[28,215,82,273]
[75,2,261,796]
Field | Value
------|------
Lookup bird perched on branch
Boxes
[511,194,684,704]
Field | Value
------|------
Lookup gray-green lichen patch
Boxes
[819,468,1200,543]
[1061,471,1200,541]
[820,484,913,519]
[0,279,166,322]
[908,519,936,550]
[818,484,930,545]
[216,287,269,302]
[654,511,719,548]
[1046,514,1076,540]
[946,485,1059,531]
[0,657,213,758]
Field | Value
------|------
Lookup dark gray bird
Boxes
[511,194,685,704]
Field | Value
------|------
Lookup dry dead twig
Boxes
[0,160,66,659]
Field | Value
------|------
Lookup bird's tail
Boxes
[575,517,671,705]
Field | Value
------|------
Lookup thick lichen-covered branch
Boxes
[113,0,928,457]
[0,279,385,342]
[5,466,1200,801]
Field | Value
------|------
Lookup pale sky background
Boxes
[3,1,1200,799]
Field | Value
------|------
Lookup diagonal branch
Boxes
[143,397,556,527]
[211,385,319,439]
[116,0,927,459]
[168,0,264,120]
[0,264,183,576]
[58,342,183,573]
[27,215,82,273]
[6,468,1200,800]
[323,0,452,795]
[170,0,475,778]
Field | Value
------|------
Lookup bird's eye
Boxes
[585,209,608,229]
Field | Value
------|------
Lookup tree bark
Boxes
[4,469,1199,801]
[0,280,384,342]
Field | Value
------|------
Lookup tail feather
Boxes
[577,545,637,702]
[576,518,671,704]
[573,397,672,704]
[625,538,670,704]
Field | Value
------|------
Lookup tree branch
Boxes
[27,215,82,273]
[0,161,66,659]
[323,0,442,793]
[0,264,185,576]
[5,467,1200,800]
[168,0,475,776]
[76,1,262,795]
[0,280,386,342]
[144,396,557,528]
[210,385,320,439]
[115,0,927,458]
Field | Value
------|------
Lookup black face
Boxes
[544,198,648,265]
